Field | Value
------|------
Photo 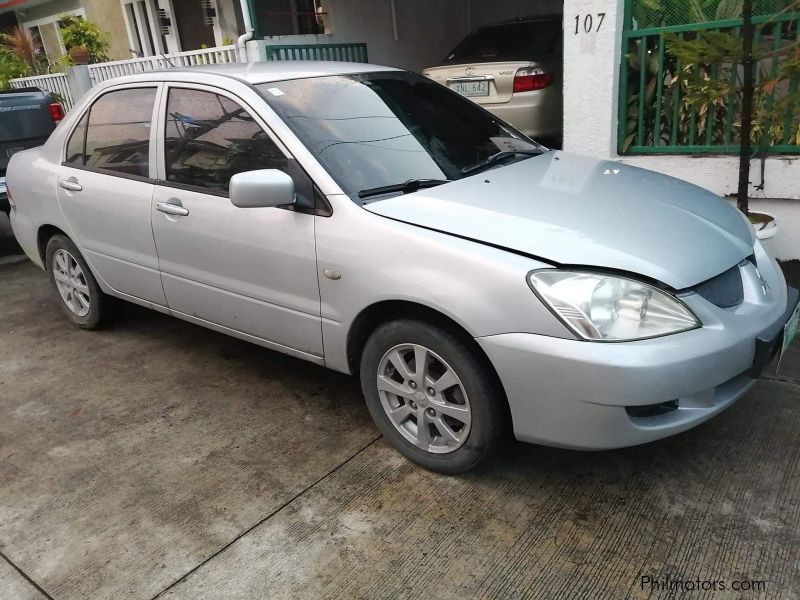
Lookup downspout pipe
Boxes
[237,0,255,62]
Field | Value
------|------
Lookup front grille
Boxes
[692,265,744,308]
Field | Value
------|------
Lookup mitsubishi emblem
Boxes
[465,66,475,76]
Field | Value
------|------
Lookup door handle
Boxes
[58,178,82,192]
[156,202,189,217]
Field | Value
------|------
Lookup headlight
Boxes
[528,270,700,341]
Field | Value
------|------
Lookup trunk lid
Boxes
[424,61,535,105]
[363,151,755,290]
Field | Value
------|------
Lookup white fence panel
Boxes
[8,46,239,110]
[89,45,239,83]
[9,73,74,110]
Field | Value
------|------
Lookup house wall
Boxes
[468,0,562,28]
[257,0,564,74]
[16,0,80,23]
[324,0,468,72]
[561,0,800,259]
[216,0,244,45]
[84,0,131,60]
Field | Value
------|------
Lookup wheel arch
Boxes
[37,223,69,266]
[346,299,513,434]
[346,300,507,394]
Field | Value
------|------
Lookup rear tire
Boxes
[45,235,109,329]
[360,319,505,474]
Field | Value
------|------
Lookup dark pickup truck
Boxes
[1,87,64,213]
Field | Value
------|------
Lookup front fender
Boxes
[316,197,573,373]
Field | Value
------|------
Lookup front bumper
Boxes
[478,274,796,451]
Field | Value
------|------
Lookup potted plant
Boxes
[68,44,91,65]
[58,15,110,65]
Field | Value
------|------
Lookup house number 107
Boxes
[573,12,606,34]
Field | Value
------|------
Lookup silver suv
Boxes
[7,63,797,474]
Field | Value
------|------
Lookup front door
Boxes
[150,85,322,357]
[56,85,166,305]
[172,0,215,49]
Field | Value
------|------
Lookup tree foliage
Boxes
[666,4,800,147]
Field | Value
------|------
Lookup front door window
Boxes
[164,88,288,195]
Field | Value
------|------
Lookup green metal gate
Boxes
[618,0,800,154]
[265,43,368,63]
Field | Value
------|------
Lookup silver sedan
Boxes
[7,62,798,474]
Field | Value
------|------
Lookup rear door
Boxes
[150,84,322,358]
[56,85,166,305]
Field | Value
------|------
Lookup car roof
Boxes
[479,14,562,28]
[0,86,47,95]
[115,61,401,86]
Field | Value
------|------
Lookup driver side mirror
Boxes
[229,169,295,208]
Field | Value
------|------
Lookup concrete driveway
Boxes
[1,213,799,600]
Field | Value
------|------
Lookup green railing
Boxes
[618,10,800,155]
[265,43,368,63]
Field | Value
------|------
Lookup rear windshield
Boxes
[446,20,560,62]
[0,90,51,141]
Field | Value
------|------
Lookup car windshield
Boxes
[445,21,560,62]
[256,72,543,199]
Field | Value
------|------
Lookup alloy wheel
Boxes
[376,343,472,454]
[52,249,91,317]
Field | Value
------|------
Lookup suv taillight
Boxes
[513,68,555,93]
[48,102,65,125]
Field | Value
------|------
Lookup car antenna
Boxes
[161,52,177,68]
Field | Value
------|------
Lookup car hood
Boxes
[363,151,755,290]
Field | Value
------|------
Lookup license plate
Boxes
[778,301,799,371]
[449,80,489,97]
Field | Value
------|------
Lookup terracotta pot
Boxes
[69,46,91,65]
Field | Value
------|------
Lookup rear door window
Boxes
[77,87,156,178]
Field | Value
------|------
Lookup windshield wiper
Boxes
[460,149,543,176]
[358,178,451,199]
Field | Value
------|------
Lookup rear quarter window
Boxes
[65,113,88,166]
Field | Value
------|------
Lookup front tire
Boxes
[45,235,108,329]
[360,319,505,474]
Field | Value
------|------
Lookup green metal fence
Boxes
[265,43,368,63]
[619,6,800,155]
[631,0,787,29]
